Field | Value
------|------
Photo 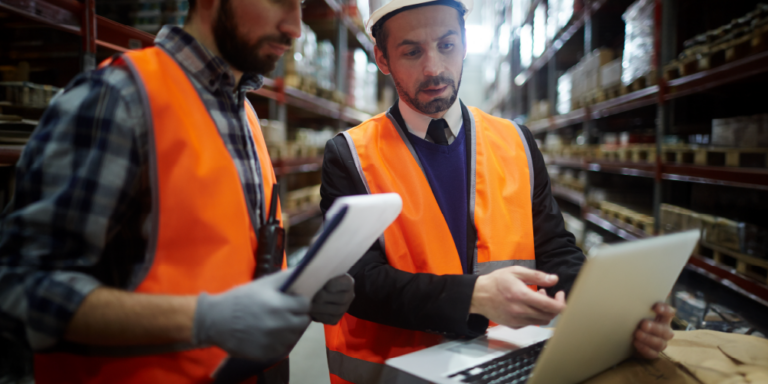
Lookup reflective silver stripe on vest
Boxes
[327,348,385,383]
[467,110,480,273]
[340,131,385,250]
[326,348,424,384]
[476,259,537,275]
[121,56,160,292]
[509,120,535,200]
[341,131,372,194]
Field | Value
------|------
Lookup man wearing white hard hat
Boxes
[319,1,676,382]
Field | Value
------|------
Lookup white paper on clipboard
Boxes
[284,193,402,299]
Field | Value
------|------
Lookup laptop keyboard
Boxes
[447,340,546,384]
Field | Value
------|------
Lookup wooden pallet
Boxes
[627,76,647,93]
[752,23,768,53]
[285,184,321,211]
[595,84,623,103]
[700,239,768,285]
[661,145,768,168]
[599,144,656,163]
[599,201,654,234]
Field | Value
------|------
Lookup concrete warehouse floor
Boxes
[289,322,332,384]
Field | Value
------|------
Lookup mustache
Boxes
[258,33,293,48]
[417,75,455,92]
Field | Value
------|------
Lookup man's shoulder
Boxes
[59,60,142,110]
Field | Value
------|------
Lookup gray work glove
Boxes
[192,269,311,361]
[310,274,355,325]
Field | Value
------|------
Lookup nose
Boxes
[422,48,442,77]
[279,1,302,40]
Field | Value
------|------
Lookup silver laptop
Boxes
[386,230,700,384]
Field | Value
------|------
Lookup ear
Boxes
[374,46,391,75]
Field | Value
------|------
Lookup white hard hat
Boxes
[366,0,474,42]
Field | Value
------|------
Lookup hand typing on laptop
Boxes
[469,266,676,360]
[469,266,566,328]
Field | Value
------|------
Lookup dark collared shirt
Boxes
[0,25,266,350]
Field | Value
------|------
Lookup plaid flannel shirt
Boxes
[0,26,266,350]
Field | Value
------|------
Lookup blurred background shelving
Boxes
[472,0,768,335]
[0,0,402,260]
[2,0,768,380]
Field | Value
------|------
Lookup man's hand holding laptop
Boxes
[469,266,675,359]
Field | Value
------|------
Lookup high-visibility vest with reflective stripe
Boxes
[33,47,284,384]
[324,107,536,384]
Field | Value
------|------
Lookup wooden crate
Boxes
[661,145,768,168]
[700,240,768,285]
[599,201,654,234]
[285,184,321,211]
[752,23,768,53]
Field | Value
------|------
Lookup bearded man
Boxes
[0,1,355,383]
[319,1,677,383]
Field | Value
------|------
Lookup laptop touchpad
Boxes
[446,337,520,358]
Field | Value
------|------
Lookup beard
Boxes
[212,0,292,75]
[392,68,462,115]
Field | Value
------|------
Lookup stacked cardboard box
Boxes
[711,114,768,148]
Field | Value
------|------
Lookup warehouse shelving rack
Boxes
[0,0,378,229]
[493,0,768,305]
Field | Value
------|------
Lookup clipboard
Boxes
[280,192,403,299]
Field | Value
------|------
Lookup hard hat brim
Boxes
[365,0,473,43]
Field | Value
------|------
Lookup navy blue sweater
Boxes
[406,127,469,273]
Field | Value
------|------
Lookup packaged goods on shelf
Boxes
[287,23,318,92]
[599,201,654,234]
[661,204,768,260]
[528,100,551,122]
[547,0,575,41]
[621,0,655,88]
[712,114,768,148]
[351,49,378,114]
[666,4,768,79]
[1,62,29,82]
[532,2,547,58]
[164,1,189,26]
[561,211,584,242]
[3,0,77,25]
[133,0,163,33]
[267,142,321,161]
[519,24,533,69]
[286,184,321,212]
[1,82,60,108]
[295,127,335,149]
[511,0,532,29]
[583,49,614,97]
[316,41,336,92]
[599,58,622,92]
[260,119,286,146]
[556,69,572,115]
[583,230,605,256]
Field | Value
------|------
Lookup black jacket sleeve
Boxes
[319,124,586,337]
[518,126,586,297]
[321,136,486,338]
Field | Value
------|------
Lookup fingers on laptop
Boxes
[507,267,559,288]
[652,302,676,323]
[634,318,674,359]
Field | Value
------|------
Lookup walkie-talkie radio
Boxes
[254,183,285,278]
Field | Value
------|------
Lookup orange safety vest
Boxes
[33,47,284,384]
[324,107,536,384]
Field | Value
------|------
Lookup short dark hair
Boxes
[188,0,197,13]
[372,0,466,60]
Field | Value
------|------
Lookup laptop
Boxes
[386,230,701,384]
